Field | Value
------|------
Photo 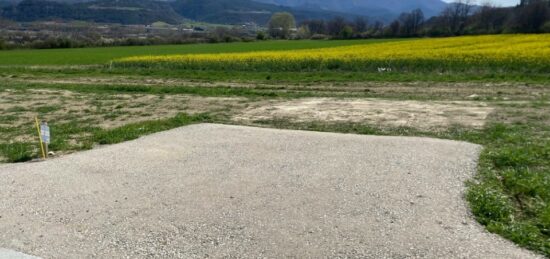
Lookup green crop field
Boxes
[0,39,395,66]
[114,35,550,73]
[0,36,549,256]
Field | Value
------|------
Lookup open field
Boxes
[0,39,394,66]
[115,35,550,73]
[1,35,549,256]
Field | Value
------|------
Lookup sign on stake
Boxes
[34,117,48,160]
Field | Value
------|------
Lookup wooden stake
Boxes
[35,117,46,160]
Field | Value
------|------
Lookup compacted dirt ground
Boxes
[0,124,539,258]
[234,98,493,130]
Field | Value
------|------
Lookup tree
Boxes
[398,9,425,36]
[353,17,368,33]
[211,27,232,42]
[256,31,267,40]
[327,16,347,37]
[301,19,327,35]
[388,20,401,36]
[469,3,510,33]
[340,25,354,38]
[440,0,473,35]
[370,21,384,36]
[410,9,425,34]
[327,17,355,39]
[267,12,296,39]
[296,25,311,39]
[515,0,550,32]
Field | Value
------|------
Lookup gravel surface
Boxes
[0,248,39,259]
[0,124,539,258]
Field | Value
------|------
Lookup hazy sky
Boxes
[443,0,520,6]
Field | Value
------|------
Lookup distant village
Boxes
[0,20,262,49]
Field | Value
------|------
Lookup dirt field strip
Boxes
[0,89,246,129]
[3,75,550,100]
[234,98,494,130]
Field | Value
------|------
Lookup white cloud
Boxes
[442,0,520,6]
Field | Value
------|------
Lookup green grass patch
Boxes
[4,65,550,84]
[35,105,62,114]
[0,142,35,163]
[107,68,550,84]
[92,113,211,145]
[0,115,18,123]
[0,113,212,163]
[6,106,28,112]
[468,124,550,255]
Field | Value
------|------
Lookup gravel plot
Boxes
[0,124,539,258]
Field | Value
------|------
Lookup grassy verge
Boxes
[0,113,212,163]
[468,123,550,255]
[108,69,550,84]
[3,66,550,84]
[2,79,548,104]
[92,113,212,145]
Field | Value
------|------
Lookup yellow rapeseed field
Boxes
[114,34,550,71]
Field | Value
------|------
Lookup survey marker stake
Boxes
[35,117,47,160]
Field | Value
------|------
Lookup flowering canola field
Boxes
[113,34,550,72]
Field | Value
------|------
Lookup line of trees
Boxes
[0,27,260,50]
[270,0,550,39]
[426,0,550,35]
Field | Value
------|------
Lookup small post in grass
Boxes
[34,117,48,160]
[41,121,50,157]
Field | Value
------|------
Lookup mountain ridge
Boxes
[253,0,448,17]
[0,0,450,25]
[0,0,372,24]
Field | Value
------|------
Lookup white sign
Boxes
[40,123,50,144]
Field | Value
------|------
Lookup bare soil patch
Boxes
[0,88,246,143]
[234,98,494,130]
[0,89,244,128]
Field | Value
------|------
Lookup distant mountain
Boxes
[171,0,365,25]
[1,0,183,24]
[1,0,450,25]
[0,0,18,7]
[1,0,370,25]
[171,0,287,24]
[253,0,448,18]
